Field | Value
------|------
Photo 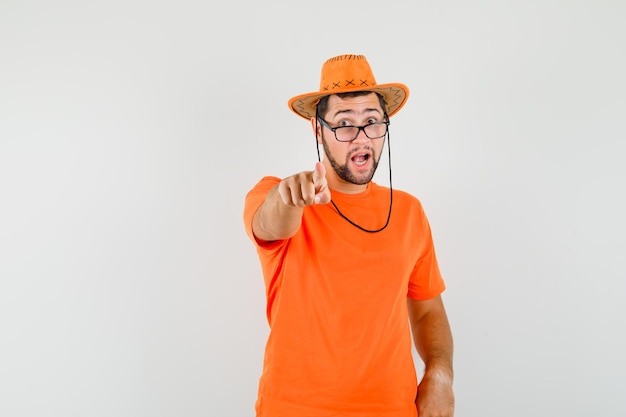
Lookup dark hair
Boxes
[316,91,387,119]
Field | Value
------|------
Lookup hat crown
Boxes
[319,54,378,93]
[288,54,409,120]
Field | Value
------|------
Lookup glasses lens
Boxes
[335,126,358,142]
[364,123,387,139]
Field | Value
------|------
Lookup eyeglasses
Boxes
[318,117,390,142]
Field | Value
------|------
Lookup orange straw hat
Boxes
[288,54,410,120]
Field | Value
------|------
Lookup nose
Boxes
[352,126,370,143]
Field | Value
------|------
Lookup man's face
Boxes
[319,93,386,187]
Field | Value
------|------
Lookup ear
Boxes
[310,117,322,144]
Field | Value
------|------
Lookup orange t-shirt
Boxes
[244,176,446,417]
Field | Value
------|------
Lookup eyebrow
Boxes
[330,108,382,119]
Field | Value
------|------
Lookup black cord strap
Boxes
[314,114,393,233]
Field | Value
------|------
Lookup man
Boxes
[244,54,454,417]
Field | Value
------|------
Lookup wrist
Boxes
[423,364,453,385]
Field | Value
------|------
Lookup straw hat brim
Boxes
[288,83,410,120]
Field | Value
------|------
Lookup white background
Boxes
[1,1,625,416]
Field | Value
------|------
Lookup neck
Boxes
[331,180,369,194]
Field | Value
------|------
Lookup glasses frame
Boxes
[318,117,390,142]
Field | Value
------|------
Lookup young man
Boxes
[244,54,454,417]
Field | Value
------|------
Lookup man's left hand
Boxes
[416,369,455,417]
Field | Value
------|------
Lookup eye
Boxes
[366,118,378,125]
[337,120,353,127]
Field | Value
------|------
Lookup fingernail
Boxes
[314,196,321,204]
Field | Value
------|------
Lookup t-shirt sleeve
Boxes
[243,176,284,249]
[407,203,446,300]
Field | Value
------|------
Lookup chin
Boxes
[349,170,376,185]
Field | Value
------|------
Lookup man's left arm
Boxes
[408,295,455,417]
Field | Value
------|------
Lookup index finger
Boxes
[312,162,326,185]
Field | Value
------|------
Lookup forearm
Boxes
[415,313,453,380]
[408,298,454,380]
[252,184,304,241]
[408,297,455,415]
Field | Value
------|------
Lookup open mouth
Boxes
[351,153,371,167]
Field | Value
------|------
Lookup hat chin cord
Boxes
[314,117,393,233]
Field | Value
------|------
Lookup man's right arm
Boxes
[252,162,331,242]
